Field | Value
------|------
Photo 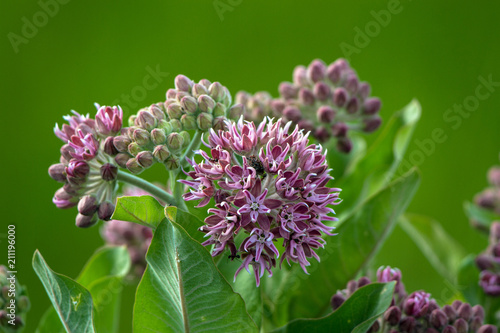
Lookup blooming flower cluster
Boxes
[113,75,242,173]
[0,265,30,330]
[237,58,382,152]
[101,186,155,278]
[472,155,500,227]
[331,266,496,333]
[180,117,341,286]
[49,105,123,227]
[475,222,500,297]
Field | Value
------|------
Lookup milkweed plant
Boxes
[10,58,498,332]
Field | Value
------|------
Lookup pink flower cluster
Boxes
[181,117,341,286]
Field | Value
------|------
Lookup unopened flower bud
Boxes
[314,127,330,143]
[66,160,90,179]
[327,63,342,83]
[457,302,472,321]
[383,306,401,326]
[167,103,184,119]
[209,82,224,102]
[100,163,118,181]
[314,82,331,101]
[213,102,226,117]
[332,122,348,137]
[454,318,468,333]
[197,112,214,131]
[298,119,314,133]
[181,96,198,114]
[126,158,144,174]
[357,276,371,287]
[229,104,245,119]
[128,115,137,127]
[345,74,359,94]
[78,195,99,216]
[76,213,98,228]
[293,66,308,86]
[167,132,184,151]
[307,59,326,83]
[213,116,226,131]
[133,128,151,146]
[330,293,345,310]
[128,142,142,156]
[103,136,118,156]
[358,82,371,99]
[476,254,494,270]
[283,106,302,122]
[60,144,74,161]
[299,88,315,106]
[478,325,498,333]
[17,295,30,312]
[270,100,286,113]
[279,82,298,99]
[198,95,216,113]
[192,83,208,98]
[475,189,496,209]
[137,151,154,168]
[179,131,191,148]
[175,74,193,92]
[364,98,382,115]
[153,145,170,162]
[443,305,457,321]
[98,201,115,221]
[181,114,197,130]
[113,136,131,153]
[166,88,177,99]
[337,137,353,153]
[472,304,485,321]
[470,317,482,331]
[399,317,416,333]
[442,326,457,333]
[151,128,167,145]
[363,117,382,133]
[164,155,180,170]
[346,97,360,114]
[430,309,447,328]
[317,106,335,123]
[199,79,211,89]
[488,167,500,187]
[135,110,157,130]
[49,163,66,182]
[333,87,348,107]
[169,119,182,133]
[115,153,129,168]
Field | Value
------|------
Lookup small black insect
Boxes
[228,253,241,261]
[248,155,265,176]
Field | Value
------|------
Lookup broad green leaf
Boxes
[457,255,484,306]
[336,99,421,220]
[286,168,420,319]
[400,213,466,283]
[272,282,395,333]
[36,247,131,333]
[133,218,257,333]
[33,250,95,333]
[326,134,366,181]
[112,195,165,229]
[165,206,205,244]
[463,201,500,233]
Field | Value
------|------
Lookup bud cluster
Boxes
[49,106,123,228]
[472,155,500,226]
[101,186,156,278]
[331,266,496,333]
[475,222,500,297]
[0,265,30,330]
[237,58,382,153]
[114,75,240,173]
[180,117,341,286]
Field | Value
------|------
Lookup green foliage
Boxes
[272,282,395,333]
[34,247,131,333]
[112,195,166,229]
[464,201,500,233]
[400,213,466,284]
[133,218,257,333]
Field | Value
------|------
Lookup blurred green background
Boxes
[1,0,500,331]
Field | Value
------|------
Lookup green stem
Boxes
[181,131,202,168]
[117,170,178,207]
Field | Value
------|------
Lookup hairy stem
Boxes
[181,131,202,168]
[117,170,178,207]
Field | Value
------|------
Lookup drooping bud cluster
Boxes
[49,106,123,228]
[472,155,500,228]
[114,75,240,173]
[101,186,156,277]
[0,265,30,330]
[476,221,500,297]
[237,58,382,153]
[180,117,341,286]
[331,266,495,333]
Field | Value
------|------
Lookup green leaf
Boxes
[36,247,131,333]
[337,99,421,219]
[133,218,257,333]
[400,213,466,283]
[165,206,206,244]
[464,201,500,232]
[33,250,96,333]
[112,195,165,229]
[286,168,420,319]
[457,255,484,306]
[272,282,395,333]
